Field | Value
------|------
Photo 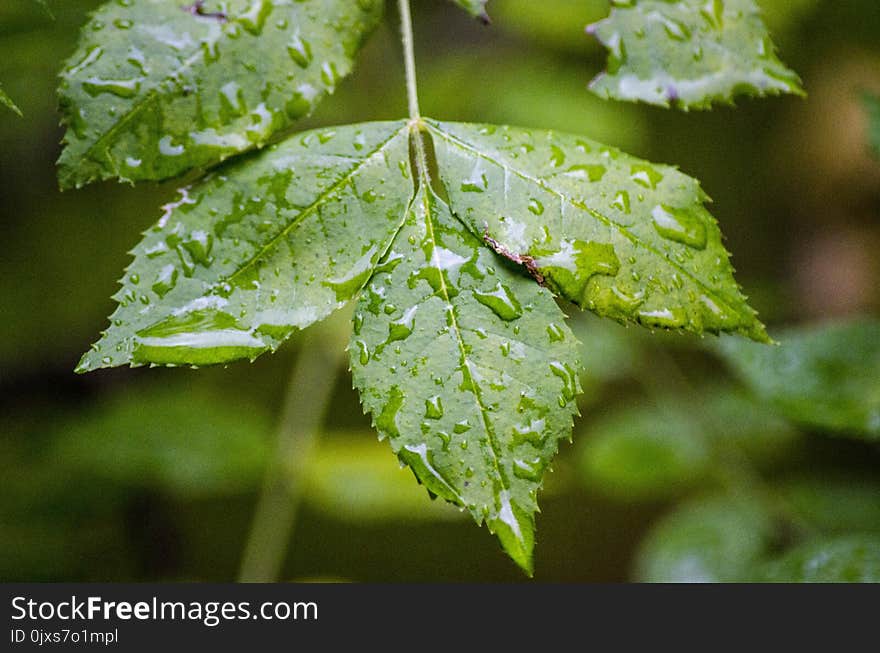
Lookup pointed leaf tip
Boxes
[425,120,768,341]
[451,0,490,24]
[80,121,410,371]
[350,176,580,575]
[489,493,536,575]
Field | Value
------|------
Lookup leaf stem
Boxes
[398,0,421,120]
[237,313,348,582]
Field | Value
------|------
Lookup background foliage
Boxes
[2,0,879,581]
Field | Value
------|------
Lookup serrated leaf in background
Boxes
[588,0,803,109]
[427,120,769,341]
[77,121,410,371]
[57,0,384,187]
[717,319,880,440]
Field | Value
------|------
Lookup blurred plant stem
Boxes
[238,309,351,582]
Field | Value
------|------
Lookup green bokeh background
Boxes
[1,0,879,582]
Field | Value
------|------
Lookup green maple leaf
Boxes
[588,0,804,109]
[57,0,383,188]
[77,115,767,571]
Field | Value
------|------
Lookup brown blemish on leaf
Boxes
[183,1,227,22]
[482,222,545,286]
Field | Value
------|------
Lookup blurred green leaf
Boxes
[302,433,464,522]
[579,388,797,500]
[634,494,776,582]
[779,475,880,535]
[717,319,880,440]
[419,50,648,150]
[51,383,271,497]
[450,0,490,24]
[0,84,21,115]
[568,312,642,390]
[492,0,608,54]
[698,388,799,461]
[57,0,383,187]
[580,402,712,500]
[864,93,880,158]
[757,536,880,582]
[588,0,803,109]
[758,0,821,34]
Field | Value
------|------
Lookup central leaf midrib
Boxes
[418,184,510,510]
[425,121,747,314]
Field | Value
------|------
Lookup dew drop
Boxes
[424,395,444,419]
[473,281,523,321]
[528,198,544,215]
[287,34,313,68]
[651,204,708,249]
[151,264,178,298]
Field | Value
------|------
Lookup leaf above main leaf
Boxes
[77,120,411,372]
[350,176,582,574]
[588,0,804,109]
[426,120,769,341]
[57,0,384,188]
[450,0,490,24]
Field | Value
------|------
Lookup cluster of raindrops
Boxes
[426,122,759,338]
[58,0,383,186]
[589,0,803,109]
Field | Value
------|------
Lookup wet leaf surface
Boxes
[58,0,383,187]
[77,121,411,371]
[78,118,769,571]
[588,0,803,109]
[350,155,581,572]
[427,120,769,341]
